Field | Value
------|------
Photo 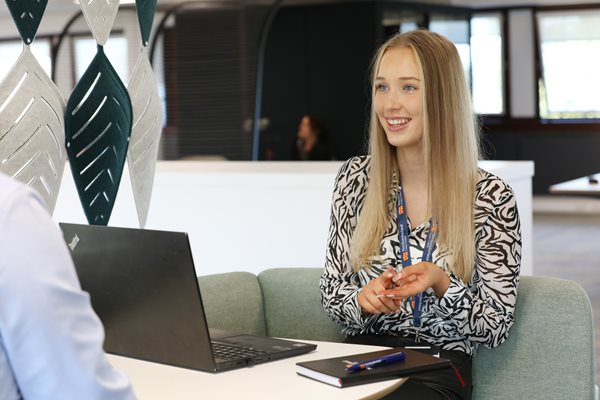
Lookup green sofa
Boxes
[198,268,595,400]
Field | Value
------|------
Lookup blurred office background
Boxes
[0,0,599,193]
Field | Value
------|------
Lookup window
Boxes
[380,5,505,116]
[381,9,424,38]
[0,39,52,82]
[73,35,129,84]
[429,15,471,87]
[470,13,504,115]
[537,9,600,119]
[430,13,505,116]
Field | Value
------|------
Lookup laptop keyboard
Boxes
[211,341,269,361]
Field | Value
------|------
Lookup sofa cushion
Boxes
[473,276,594,400]
[197,272,267,336]
[258,268,345,342]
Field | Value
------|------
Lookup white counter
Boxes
[53,160,534,276]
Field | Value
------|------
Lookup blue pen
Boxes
[345,351,406,372]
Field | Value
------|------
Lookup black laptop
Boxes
[59,223,317,372]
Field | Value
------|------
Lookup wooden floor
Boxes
[533,213,600,386]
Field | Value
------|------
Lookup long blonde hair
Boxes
[349,30,480,283]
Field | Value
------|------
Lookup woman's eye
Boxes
[403,84,417,92]
[375,84,389,93]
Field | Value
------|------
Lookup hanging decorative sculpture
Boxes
[127,0,162,228]
[65,0,133,225]
[0,0,66,213]
[78,0,120,47]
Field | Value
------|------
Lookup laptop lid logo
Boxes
[68,234,80,251]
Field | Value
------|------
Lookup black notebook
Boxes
[296,347,450,388]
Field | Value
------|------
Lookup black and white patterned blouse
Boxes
[320,156,521,356]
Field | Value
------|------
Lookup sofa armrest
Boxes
[473,276,595,400]
[258,268,345,342]
[197,272,267,336]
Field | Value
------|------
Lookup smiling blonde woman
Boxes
[320,30,521,400]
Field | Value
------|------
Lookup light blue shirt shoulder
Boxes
[0,175,135,399]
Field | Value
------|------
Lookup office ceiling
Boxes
[0,0,268,18]
[0,0,592,21]
[452,0,599,5]
[0,0,330,16]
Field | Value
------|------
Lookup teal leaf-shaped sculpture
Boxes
[135,0,157,47]
[127,48,162,228]
[0,46,66,212]
[65,45,132,225]
[5,0,48,44]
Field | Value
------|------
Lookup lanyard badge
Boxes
[396,186,438,328]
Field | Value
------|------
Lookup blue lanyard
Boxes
[396,186,438,328]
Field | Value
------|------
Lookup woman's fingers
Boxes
[392,265,423,283]
[358,268,403,314]
[378,262,447,302]
[380,266,428,298]
[362,287,398,314]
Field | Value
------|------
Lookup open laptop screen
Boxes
[59,223,216,370]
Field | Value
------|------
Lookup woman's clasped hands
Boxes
[358,263,450,315]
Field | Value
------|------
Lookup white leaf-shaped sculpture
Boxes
[0,45,66,213]
[127,48,163,228]
[79,0,120,46]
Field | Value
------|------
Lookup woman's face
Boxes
[297,116,313,140]
[373,47,423,150]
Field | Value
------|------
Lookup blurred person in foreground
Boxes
[0,173,135,400]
